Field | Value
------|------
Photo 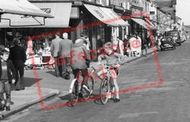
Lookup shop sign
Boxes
[0,2,72,27]
[96,0,109,6]
[128,37,142,57]
[131,8,141,14]
[41,8,51,14]
[34,2,72,27]
[131,0,143,8]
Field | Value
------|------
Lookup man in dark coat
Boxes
[8,39,26,90]
[50,33,62,77]
[59,32,73,79]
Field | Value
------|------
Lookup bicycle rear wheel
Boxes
[69,80,79,107]
[99,77,110,105]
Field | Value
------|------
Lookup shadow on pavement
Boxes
[23,77,42,87]
[46,71,57,77]
[58,94,71,101]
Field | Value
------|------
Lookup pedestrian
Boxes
[96,35,104,55]
[113,37,124,55]
[123,35,130,56]
[141,34,148,56]
[117,37,124,55]
[96,35,103,49]
[80,34,90,51]
[50,32,62,77]
[0,46,12,111]
[8,39,26,91]
[59,32,73,79]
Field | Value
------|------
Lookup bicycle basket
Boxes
[93,65,107,80]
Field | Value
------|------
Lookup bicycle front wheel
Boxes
[99,77,110,105]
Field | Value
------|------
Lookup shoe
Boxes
[5,106,10,111]
[55,73,60,77]
[0,105,4,111]
[20,87,25,90]
[63,73,70,80]
[113,98,120,103]
[82,85,91,93]
[15,87,25,91]
[78,93,83,98]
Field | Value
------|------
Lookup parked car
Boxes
[160,36,176,51]
[165,30,182,46]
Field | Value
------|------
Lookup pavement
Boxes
[0,47,155,119]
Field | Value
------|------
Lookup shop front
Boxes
[1,1,128,60]
[0,0,53,27]
[82,3,128,50]
[0,0,53,46]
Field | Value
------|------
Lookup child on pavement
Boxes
[0,47,13,111]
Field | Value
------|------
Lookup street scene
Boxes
[5,36,190,122]
[0,0,190,121]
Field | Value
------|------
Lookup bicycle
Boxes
[98,62,120,105]
[68,69,94,106]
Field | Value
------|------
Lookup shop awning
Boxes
[84,4,128,26]
[32,2,72,27]
[0,0,53,18]
[132,18,155,30]
[0,2,72,28]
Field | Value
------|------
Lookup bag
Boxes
[63,72,70,80]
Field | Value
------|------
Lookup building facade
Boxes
[0,0,179,52]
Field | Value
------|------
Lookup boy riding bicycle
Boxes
[98,42,122,102]
[70,39,91,97]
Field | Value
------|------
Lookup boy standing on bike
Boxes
[70,38,91,96]
[98,42,121,102]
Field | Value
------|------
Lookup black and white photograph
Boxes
[0,0,190,122]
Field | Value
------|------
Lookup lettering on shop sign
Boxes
[127,51,140,57]
[41,8,51,14]
[94,10,104,18]
[20,8,51,18]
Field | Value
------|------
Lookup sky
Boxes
[176,0,190,25]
